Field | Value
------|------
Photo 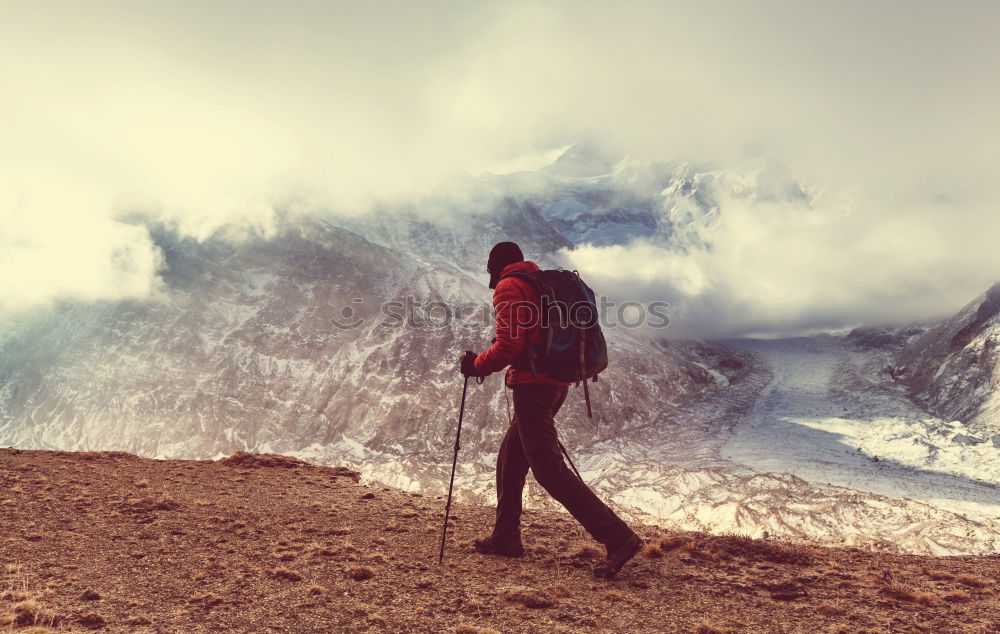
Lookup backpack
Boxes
[501,268,608,417]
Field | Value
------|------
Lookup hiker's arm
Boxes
[474,278,533,375]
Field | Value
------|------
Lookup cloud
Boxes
[1,1,998,324]
[0,187,164,313]
[560,163,1000,338]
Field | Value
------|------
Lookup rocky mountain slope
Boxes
[0,204,754,485]
[0,144,812,476]
[3,449,999,633]
[895,282,1000,436]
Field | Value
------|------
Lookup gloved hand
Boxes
[460,350,483,377]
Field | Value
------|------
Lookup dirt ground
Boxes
[2,448,999,633]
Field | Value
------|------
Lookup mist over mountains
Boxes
[2,148,1000,556]
[4,1,1000,330]
[0,164,762,463]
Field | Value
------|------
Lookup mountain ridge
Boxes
[897,282,1000,434]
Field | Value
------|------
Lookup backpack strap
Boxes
[497,270,543,379]
[497,270,540,289]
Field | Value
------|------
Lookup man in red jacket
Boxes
[460,241,642,579]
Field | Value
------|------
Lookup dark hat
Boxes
[487,241,523,289]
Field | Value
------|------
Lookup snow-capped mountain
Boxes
[2,145,999,556]
[897,282,1000,436]
[0,206,753,467]
[529,146,812,251]
[329,195,573,275]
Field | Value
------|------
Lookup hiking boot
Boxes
[473,536,525,558]
[594,532,642,578]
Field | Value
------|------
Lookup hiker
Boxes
[460,241,642,578]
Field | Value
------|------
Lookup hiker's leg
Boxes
[493,416,530,542]
[513,383,634,547]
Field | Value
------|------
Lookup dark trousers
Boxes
[492,383,634,547]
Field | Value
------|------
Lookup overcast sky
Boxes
[2,1,999,333]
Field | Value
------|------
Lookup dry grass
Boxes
[306,544,337,559]
[504,587,554,609]
[188,592,223,607]
[1,563,62,629]
[641,543,664,558]
[922,568,954,581]
[955,574,988,588]
[0,589,30,602]
[269,567,303,582]
[454,624,501,634]
[655,533,687,552]
[680,540,718,562]
[273,549,297,561]
[712,533,813,565]
[881,583,937,605]
[942,589,972,603]
[571,543,602,559]
[217,452,306,469]
[0,599,61,628]
[78,612,107,627]
[461,598,486,615]
[347,566,374,581]
[548,583,571,598]
[815,601,847,616]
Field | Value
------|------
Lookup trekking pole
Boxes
[558,440,584,482]
[438,356,472,564]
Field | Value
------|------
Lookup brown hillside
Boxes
[1,448,998,633]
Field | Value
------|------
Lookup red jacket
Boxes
[473,260,571,386]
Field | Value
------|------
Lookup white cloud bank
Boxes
[1,187,165,313]
[1,1,998,331]
[560,165,1000,338]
